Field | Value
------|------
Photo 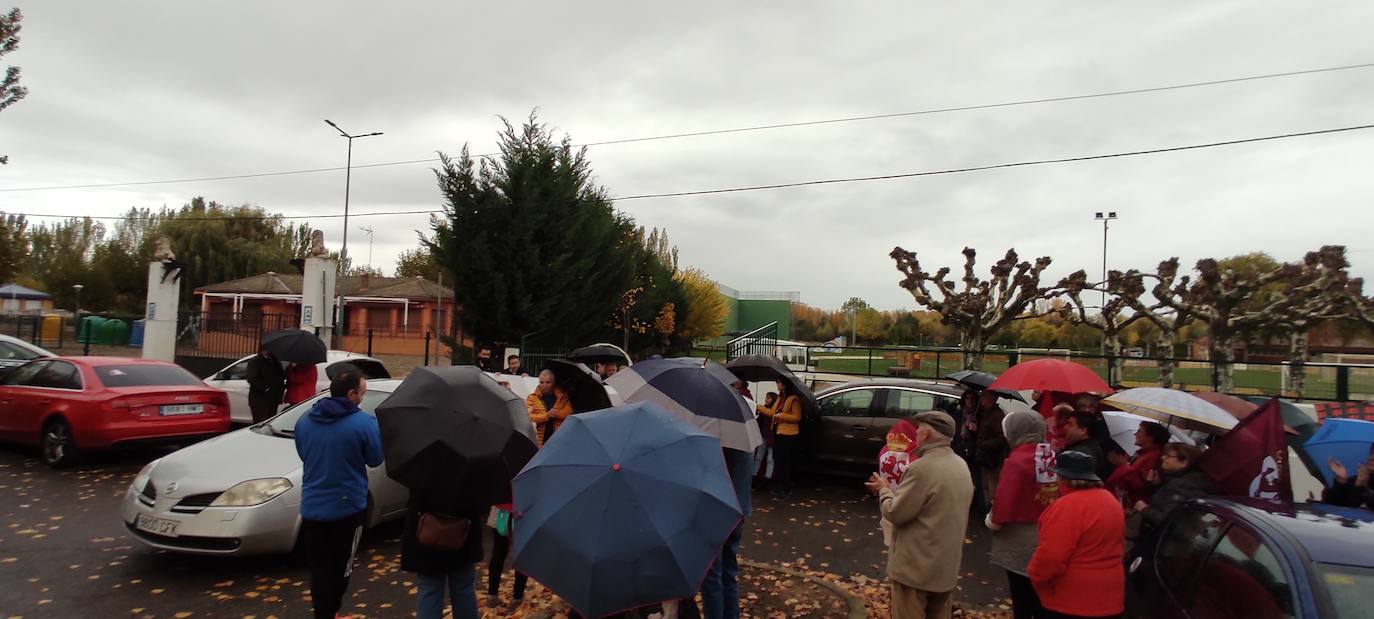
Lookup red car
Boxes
[0,357,230,467]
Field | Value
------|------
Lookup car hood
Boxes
[146,427,303,499]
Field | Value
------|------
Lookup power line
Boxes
[5,61,1374,193]
[8,122,1371,221]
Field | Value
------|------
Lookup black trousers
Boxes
[301,510,365,619]
[1007,571,1044,619]
[773,434,797,490]
[487,529,528,599]
[249,394,281,424]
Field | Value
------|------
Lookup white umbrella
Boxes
[1102,409,1196,456]
[1103,387,1238,434]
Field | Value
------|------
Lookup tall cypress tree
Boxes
[427,114,637,352]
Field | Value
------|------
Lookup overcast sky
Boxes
[3,2,1372,310]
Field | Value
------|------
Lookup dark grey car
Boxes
[801,379,965,471]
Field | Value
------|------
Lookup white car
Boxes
[121,379,408,556]
[204,351,391,425]
[0,334,55,378]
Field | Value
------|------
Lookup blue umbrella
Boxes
[512,403,743,618]
[1304,418,1374,486]
[605,357,763,452]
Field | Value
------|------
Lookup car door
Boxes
[205,357,253,424]
[1128,507,1226,618]
[0,360,51,441]
[814,387,881,465]
[874,388,943,447]
[1188,523,1298,619]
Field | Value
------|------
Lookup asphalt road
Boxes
[0,445,1006,618]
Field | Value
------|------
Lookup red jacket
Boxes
[284,364,319,406]
[1107,445,1162,505]
[991,443,1057,524]
[1027,486,1125,617]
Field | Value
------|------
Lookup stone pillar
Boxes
[142,261,181,361]
[301,257,338,344]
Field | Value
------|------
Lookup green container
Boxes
[98,319,129,346]
[78,316,108,344]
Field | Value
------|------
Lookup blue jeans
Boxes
[700,524,743,619]
[416,563,478,619]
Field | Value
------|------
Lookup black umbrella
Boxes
[567,343,631,366]
[375,366,538,511]
[726,354,820,419]
[260,329,328,365]
[545,359,614,413]
[944,369,1028,403]
[726,354,792,382]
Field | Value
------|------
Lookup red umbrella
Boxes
[987,358,1112,395]
[1192,391,1259,420]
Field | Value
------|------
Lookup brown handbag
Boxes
[416,513,471,551]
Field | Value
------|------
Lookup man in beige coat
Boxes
[865,411,974,619]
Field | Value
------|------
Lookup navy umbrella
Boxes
[567,343,632,366]
[512,403,743,618]
[606,357,763,452]
[375,366,538,511]
[725,355,820,421]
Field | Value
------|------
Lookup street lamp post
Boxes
[323,120,382,273]
[72,284,84,354]
[72,283,83,317]
[1093,211,1118,354]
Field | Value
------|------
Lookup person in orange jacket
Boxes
[523,370,572,446]
[1027,450,1125,619]
[758,380,803,496]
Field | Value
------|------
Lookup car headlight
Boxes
[131,460,159,494]
[209,478,293,507]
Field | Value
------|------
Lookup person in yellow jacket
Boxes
[759,380,803,496]
[524,370,573,446]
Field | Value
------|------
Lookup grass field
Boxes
[694,347,1374,400]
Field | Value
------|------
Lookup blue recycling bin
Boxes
[128,319,146,347]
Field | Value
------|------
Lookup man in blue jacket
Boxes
[294,371,383,619]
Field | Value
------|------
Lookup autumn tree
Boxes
[427,113,638,354]
[891,247,1054,369]
[674,267,727,342]
[0,8,26,165]
[394,247,442,280]
[0,212,26,283]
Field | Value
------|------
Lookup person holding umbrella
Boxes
[760,379,804,497]
[401,491,484,619]
[1324,445,1374,510]
[524,369,570,445]
[970,390,1009,510]
[1135,443,1212,541]
[246,346,286,423]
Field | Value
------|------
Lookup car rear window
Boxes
[326,360,390,380]
[1318,564,1374,618]
[95,365,203,387]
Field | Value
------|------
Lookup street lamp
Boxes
[1093,212,1118,354]
[324,119,383,273]
[72,283,83,316]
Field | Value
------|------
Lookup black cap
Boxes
[1054,450,1100,482]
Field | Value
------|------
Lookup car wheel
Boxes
[41,418,79,468]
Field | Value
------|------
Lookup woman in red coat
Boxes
[283,362,319,406]
[1027,450,1125,619]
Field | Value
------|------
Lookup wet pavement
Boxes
[0,445,1006,618]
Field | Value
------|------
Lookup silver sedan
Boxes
[120,380,408,556]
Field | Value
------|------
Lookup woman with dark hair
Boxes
[759,379,803,497]
[1135,443,1212,535]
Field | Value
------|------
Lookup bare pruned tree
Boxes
[891,246,1054,370]
[1058,270,1146,386]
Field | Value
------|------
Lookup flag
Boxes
[1199,398,1293,502]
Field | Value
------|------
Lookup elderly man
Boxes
[866,411,975,619]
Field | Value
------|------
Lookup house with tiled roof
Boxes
[0,283,54,314]
[194,272,456,356]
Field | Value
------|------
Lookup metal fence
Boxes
[174,312,297,377]
[691,343,1374,402]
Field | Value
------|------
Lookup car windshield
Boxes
[95,364,203,387]
[261,388,392,437]
[1317,564,1374,618]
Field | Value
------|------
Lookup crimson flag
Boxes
[1198,398,1293,502]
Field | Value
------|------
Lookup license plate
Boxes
[159,404,203,416]
[134,513,179,537]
